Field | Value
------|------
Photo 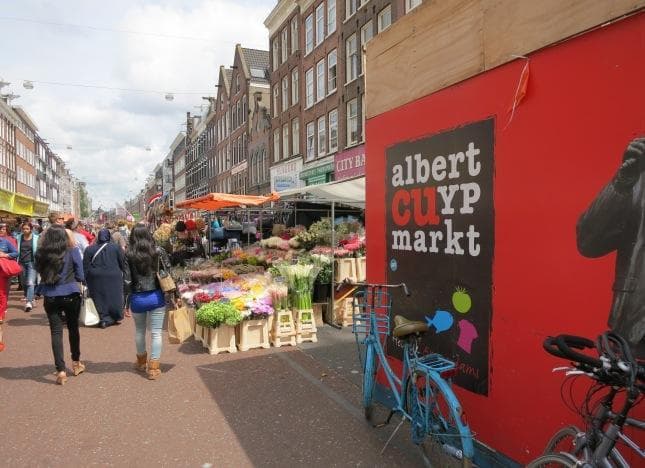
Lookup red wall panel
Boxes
[365,12,644,462]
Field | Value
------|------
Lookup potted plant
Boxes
[195,301,242,354]
[312,255,332,302]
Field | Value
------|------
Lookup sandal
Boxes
[56,371,68,385]
[72,361,85,376]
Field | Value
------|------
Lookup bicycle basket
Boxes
[352,287,392,339]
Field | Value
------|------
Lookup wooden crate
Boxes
[203,325,237,355]
[335,258,357,282]
[334,298,355,327]
[194,323,204,344]
[237,318,270,351]
[272,309,296,347]
[355,257,366,282]
[312,303,326,328]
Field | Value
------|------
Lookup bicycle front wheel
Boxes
[543,425,584,456]
[526,453,578,467]
[362,342,377,422]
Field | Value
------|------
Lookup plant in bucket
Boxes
[195,301,242,354]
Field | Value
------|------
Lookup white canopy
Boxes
[277,176,365,208]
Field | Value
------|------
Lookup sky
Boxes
[0,0,275,210]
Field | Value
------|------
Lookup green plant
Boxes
[195,301,242,328]
[315,261,332,284]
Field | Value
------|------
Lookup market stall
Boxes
[165,187,366,354]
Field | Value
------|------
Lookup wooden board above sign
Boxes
[365,0,645,119]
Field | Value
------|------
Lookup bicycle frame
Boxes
[553,386,643,467]
[355,288,475,460]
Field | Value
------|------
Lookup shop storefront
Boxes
[334,144,365,181]
[270,158,303,193]
[300,161,334,186]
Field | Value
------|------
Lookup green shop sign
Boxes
[300,162,334,184]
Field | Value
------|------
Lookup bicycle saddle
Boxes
[393,315,428,338]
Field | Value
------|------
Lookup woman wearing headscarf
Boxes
[83,228,125,329]
[35,224,85,384]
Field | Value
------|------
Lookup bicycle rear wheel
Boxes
[408,372,474,466]
[526,453,578,467]
[362,342,377,422]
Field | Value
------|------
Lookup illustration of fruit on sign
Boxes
[452,287,472,314]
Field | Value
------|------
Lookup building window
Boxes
[291,68,299,105]
[272,39,280,70]
[360,20,373,46]
[291,16,299,52]
[282,123,290,159]
[329,109,338,152]
[327,49,337,93]
[378,5,392,32]
[282,76,289,110]
[292,118,300,155]
[317,117,326,156]
[273,85,279,117]
[305,68,314,108]
[306,122,315,161]
[346,0,358,19]
[346,33,358,83]
[316,59,325,102]
[347,98,358,146]
[281,27,289,63]
[361,94,366,142]
[273,129,281,162]
[327,0,336,35]
[315,3,325,46]
[305,14,314,54]
[406,0,422,13]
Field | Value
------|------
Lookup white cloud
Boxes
[0,0,274,209]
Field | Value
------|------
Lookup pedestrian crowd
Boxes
[0,213,176,384]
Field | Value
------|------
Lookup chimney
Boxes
[186,112,193,135]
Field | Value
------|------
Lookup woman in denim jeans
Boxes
[123,224,173,380]
[16,222,39,313]
[35,224,85,385]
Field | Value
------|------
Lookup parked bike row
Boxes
[341,280,644,468]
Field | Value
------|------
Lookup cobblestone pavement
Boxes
[0,287,424,467]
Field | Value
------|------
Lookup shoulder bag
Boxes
[157,255,176,293]
[0,257,22,277]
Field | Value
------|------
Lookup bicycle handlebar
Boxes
[336,279,410,296]
[544,332,645,389]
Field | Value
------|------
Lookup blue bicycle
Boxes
[349,281,474,466]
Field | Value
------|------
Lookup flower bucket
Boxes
[237,318,270,351]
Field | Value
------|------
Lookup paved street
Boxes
[0,287,424,467]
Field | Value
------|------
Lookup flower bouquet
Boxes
[268,283,289,310]
[277,263,320,310]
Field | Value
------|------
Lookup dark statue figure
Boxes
[577,137,645,354]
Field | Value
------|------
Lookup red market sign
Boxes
[334,145,365,181]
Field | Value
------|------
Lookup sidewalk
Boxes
[0,287,425,467]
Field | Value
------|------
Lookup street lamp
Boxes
[23,80,34,90]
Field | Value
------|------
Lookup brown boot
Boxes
[147,359,161,380]
[135,353,147,372]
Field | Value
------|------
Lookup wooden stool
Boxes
[295,309,318,344]
[272,309,296,347]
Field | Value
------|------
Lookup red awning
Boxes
[175,192,280,211]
